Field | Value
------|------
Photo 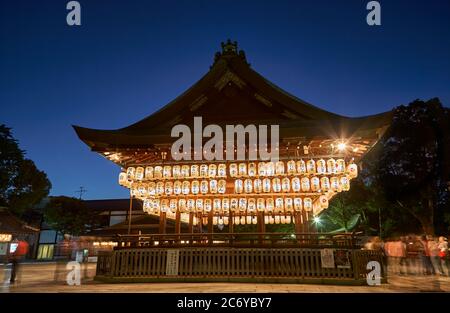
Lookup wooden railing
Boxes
[114,232,359,249]
[96,246,385,283]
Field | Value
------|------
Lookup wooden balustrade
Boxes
[96,244,386,284]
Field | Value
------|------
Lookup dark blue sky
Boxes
[1,0,449,200]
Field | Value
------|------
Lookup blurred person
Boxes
[386,237,407,275]
[438,236,449,276]
[428,236,443,275]
[8,239,29,284]
[419,235,433,275]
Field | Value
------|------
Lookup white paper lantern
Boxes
[191,180,200,194]
[306,159,316,174]
[320,177,330,191]
[253,179,262,193]
[296,160,306,174]
[229,163,238,177]
[235,179,243,194]
[154,166,163,179]
[238,163,247,177]
[248,162,257,176]
[301,177,310,192]
[310,176,320,192]
[287,160,296,175]
[272,178,282,192]
[327,158,336,174]
[208,164,217,177]
[190,165,199,178]
[209,180,218,194]
[182,181,190,195]
[262,178,271,193]
[218,179,227,194]
[282,177,290,192]
[292,177,301,192]
[217,164,227,177]
[258,162,266,176]
[275,161,285,175]
[244,179,253,193]
[163,166,172,178]
[145,166,153,179]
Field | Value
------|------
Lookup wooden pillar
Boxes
[159,211,167,234]
[228,212,234,245]
[301,210,309,233]
[257,212,265,244]
[207,211,213,245]
[175,210,181,243]
[188,212,194,233]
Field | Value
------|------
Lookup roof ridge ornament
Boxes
[212,39,248,67]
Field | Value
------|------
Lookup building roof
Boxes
[73,40,392,153]
[0,207,39,234]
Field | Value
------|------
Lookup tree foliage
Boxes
[0,124,51,217]
[44,196,100,235]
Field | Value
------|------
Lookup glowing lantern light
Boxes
[327,158,336,174]
[266,162,275,176]
[253,179,262,193]
[213,217,218,226]
[187,199,195,212]
[252,216,257,225]
[301,177,310,192]
[218,180,227,194]
[169,199,177,213]
[246,216,252,224]
[306,159,316,174]
[195,199,203,212]
[163,166,172,178]
[292,177,301,192]
[347,163,358,178]
[248,198,256,212]
[218,164,227,177]
[230,198,238,212]
[143,199,151,211]
[244,179,253,193]
[145,166,153,179]
[213,199,221,212]
[272,178,282,192]
[239,198,247,211]
[147,182,156,195]
[269,216,275,224]
[294,198,302,211]
[154,166,163,179]
[266,198,274,212]
[287,160,296,175]
[208,164,217,177]
[209,180,218,194]
[181,165,190,178]
[258,162,267,176]
[204,199,212,212]
[235,179,244,194]
[222,198,230,212]
[241,216,246,225]
[135,167,145,181]
[234,216,240,225]
[282,177,290,192]
[286,215,292,224]
[138,183,146,197]
[275,215,280,224]
[280,215,286,224]
[257,198,265,212]
[303,198,313,211]
[200,164,208,177]
[229,164,238,177]
[164,181,173,195]
[178,199,187,212]
[161,199,169,213]
[264,215,269,224]
[336,159,346,174]
[126,167,136,180]
[238,163,247,177]
[275,198,284,212]
[316,159,326,175]
[152,199,160,212]
[172,165,181,179]
[262,178,271,193]
[118,172,127,186]
[296,160,306,174]
[340,176,350,191]
[248,163,257,176]
[320,177,330,191]
[275,161,285,175]
[330,177,341,192]
[191,180,200,194]
[319,195,329,209]
[223,216,229,225]
[310,176,320,192]
[200,180,208,194]
[182,181,190,195]
[156,182,164,195]
[284,198,293,211]
[191,165,199,178]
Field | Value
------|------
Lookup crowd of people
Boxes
[364,235,450,276]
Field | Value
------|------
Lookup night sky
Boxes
[1,0,449,200]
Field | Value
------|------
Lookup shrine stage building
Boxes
[74,41,392,284]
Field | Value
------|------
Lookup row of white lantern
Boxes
[122,159,356,182]
[141,196,329,214]
[234,176,350,194]
[159,215,299,226]
[126,174,350,198]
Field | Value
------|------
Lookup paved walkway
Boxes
[1,263,449,293]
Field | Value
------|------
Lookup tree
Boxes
[0,124,51,217]
[375,98,450,235]
[44,196,100,236]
